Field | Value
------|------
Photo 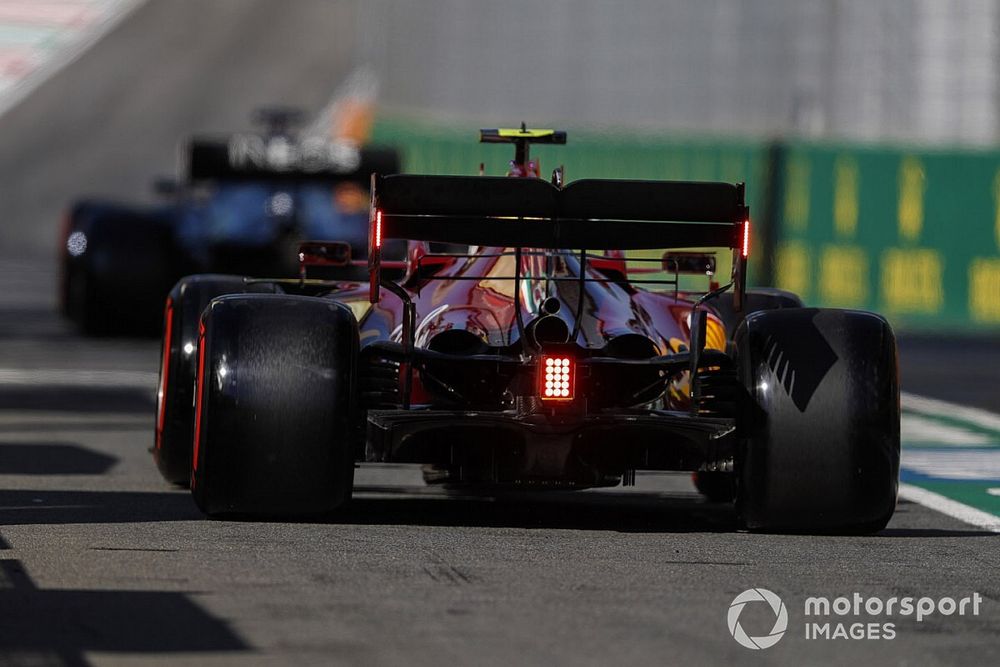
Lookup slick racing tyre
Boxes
[692,471,735,503]
[710,288,803,339]
[191,294,359,518]
[154,275,275,485]
[734,308,899,533]
[62,203,176,336]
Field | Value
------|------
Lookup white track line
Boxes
[902,450,1000,480]
[898,484,1000,533]
[898,393,1000,531]
[900,413,993,446]
[0,367,156,389]
[901,391,1000,434]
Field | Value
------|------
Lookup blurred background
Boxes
[364,0,998,144]
[0,0,998,336]
[360,0,1000,334]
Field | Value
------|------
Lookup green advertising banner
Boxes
[372,117,1000,331]
[774,143,1000,330]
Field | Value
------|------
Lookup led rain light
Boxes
[539,355,574,401]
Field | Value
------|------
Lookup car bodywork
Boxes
[344,167,747,488]
[178,127,900,532]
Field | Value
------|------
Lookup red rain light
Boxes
[742,219,750,258]
[374,209,383,249]
[538,355,575,401]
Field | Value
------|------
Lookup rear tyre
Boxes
[154,275,274,485]
[692,471,735,503]
[735,308,899,534]
[191,294,359,518]
[62,203,177,336]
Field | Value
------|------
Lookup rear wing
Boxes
[368,173,750,305]
[371,175,744,250]
[185,135,400,184]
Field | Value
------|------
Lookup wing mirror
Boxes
[298,241,351,278]
[589,251,628,280]
[662,252,716,276]
[407,242,457,278]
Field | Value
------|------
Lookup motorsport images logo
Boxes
[727,589,985,649]
[727,588,789,649]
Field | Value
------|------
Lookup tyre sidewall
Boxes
[156,275,268,484]
[192,294,359,517]
[736,308,900,533]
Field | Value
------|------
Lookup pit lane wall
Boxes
[372,118,1000,332]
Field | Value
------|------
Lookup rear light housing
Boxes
[538,354,575,401]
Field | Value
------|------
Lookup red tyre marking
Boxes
[155,297,174,450]
[192,319,207,475]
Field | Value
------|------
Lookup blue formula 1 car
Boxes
[59,110,400,335]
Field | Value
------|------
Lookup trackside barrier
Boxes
[372,118,1000,331]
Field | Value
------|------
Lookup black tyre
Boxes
[735,308,899,533]
[692,471,735,503]
[191,294,359,517]
[154,275,275,485]
[710,288,803,338]
[61,202,177,336]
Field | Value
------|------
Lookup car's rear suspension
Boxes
[695,367,740,417]
[359,354,400,409]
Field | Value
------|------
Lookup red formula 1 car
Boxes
[156,128,900,533]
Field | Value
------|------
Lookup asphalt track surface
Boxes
[0,3,998,665]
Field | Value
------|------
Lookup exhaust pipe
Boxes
[528,314,570,346]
